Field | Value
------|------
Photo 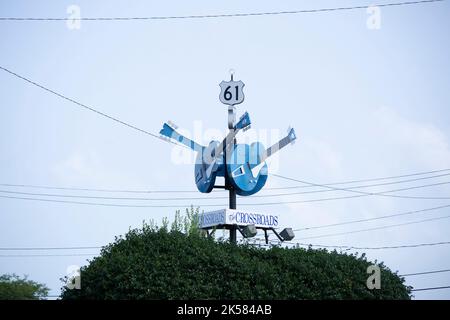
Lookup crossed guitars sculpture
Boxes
[159,74,297,196]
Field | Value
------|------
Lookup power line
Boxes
[266,168,450,190]
[0,181,448,208]
[263,172,450,195]
[272,174,450,201]
[0,253,96,257]
[0,1,444,21]
[295,214,450,240]
[3,241,450,255]
[0,194,212,208]
[1,168,449,195]
[400,269,450,277]
[293,204,450,231]
[2,172,450,201]
[245,181,450,206]
[280,240,450,250]
[0,189,212,201]
[0,183,200,194]
[0,246,102,251]
[411,285,450,292]
[0,65,182,148]
[2,178,450,207]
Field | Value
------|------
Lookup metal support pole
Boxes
[229,187,237,244]
[226,93,237,244]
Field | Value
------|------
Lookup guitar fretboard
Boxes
[171,130,203,152]
[260,135,293,163]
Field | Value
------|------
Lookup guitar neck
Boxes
[258,135,292,164]
[213,128,239,159]
[170,130,203,152]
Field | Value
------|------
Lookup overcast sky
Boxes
[1,0,449,299]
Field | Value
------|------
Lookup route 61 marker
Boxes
[219,78,245,106]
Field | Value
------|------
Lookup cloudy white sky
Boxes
[1,0,449,299]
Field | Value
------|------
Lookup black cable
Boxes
[0,194,213,208]
[293,204,450,231]
[245,181,450,206]
[1,178,450,206]
[262,172,450,196]
[295,214,450,240]
[280,240,450,250]
[400,269,450,277]
[0,1,444,21]
[411,286,450,292]
[266,168,450,190]
[0,246,102,251]
[2,178,450,207]
[2,241,450,256]
[0,66,182,148]
[272,174,450,201]
[0,183,200,194]
[0,169,450,194]
[5,240,450,252]
[2,172,450,201]
[0,253,96,257]
[2,168,449,194]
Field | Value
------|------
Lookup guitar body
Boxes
[160,111,252,194]
[227,142,268,196]
[195,141,225,193]
[227,128,297,196]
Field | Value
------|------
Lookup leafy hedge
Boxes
[0,274,49,300]
[61,216,411,299]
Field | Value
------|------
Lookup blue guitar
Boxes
[227,128,297,196]
[160,112,251,193]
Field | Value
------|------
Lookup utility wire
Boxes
[0,194,210,208]
[272,174,450,201]
[0,1,444,21]
[2,172,450,201]
[295,214,450,240]
[0,253,96,257]
[400,269,450,277]
[238,180,450,205]
[262,172,450,196]
[0,183,200,194]
[266,168,450,190]
[411,286,450,292]
[279,240,450,250]
[3,241,450,254]
[2,168,449,193]
[2,178,450,207]
[0,65,182,148]
[0,246,102,251]
[292,204,450,231]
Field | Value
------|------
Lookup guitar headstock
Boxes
[159,120,178,139]
[235,112,251,131]
[287,127,297,145]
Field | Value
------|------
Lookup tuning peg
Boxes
[167,120,178,129]
[159,135,171,142]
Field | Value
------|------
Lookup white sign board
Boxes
[199,209,279,229]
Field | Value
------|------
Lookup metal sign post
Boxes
[220,69,244,244]
[159,70,297,245]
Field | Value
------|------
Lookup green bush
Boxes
[61,210,411,299]
[0,274,49,300]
